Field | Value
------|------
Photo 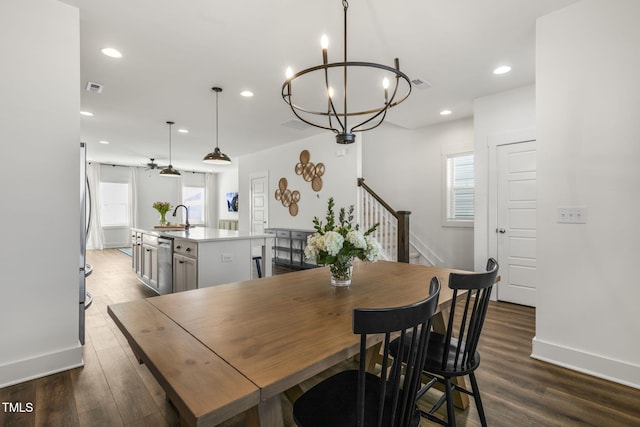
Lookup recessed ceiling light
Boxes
[440,109,452,116]
[80,111,94,116]
[178,129,189,134]
[493,65,511,75]
[240,90,254,97]
[98,140,109,145]
[101,47,122,58]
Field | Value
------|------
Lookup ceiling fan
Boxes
[143,158,168,170]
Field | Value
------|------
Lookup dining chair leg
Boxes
[444,378,456,427]
[468,372,487,427]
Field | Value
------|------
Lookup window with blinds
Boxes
[445,152,474,224]
[99,182,129,226]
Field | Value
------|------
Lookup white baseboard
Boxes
[531,336,640,390]
[104,243,129,249]
[409,232,444,266]
[0,344,84,388]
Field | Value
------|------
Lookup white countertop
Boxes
[133,227,273,243]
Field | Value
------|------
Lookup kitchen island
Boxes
[131,227,273,293]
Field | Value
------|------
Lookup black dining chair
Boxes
[390,258,499,427]
[292,277,441,427]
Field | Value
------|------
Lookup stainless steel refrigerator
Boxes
[79,142,93,345]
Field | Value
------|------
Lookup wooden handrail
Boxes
[358,178,411,263]
[357,178,397,217]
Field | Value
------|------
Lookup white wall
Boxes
[534,0,640,388]
[134,167,183,228]
[363,120,475,269]
[238,132,360,231]
[473,85,537,273]
[238,121,475,270]
[0,0,82,386]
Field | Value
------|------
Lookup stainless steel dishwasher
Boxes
[157,236,174,294]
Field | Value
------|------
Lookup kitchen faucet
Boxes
[173,204,191,230]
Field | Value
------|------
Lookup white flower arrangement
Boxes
[304,198,380,279]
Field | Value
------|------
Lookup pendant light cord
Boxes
[343,0,348,133]
[202,87,230,164]
[167,121,174,164]
[216,90,219,149]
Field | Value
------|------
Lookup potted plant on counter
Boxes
[153,201,172,226]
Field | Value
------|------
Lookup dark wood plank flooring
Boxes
[1,249,639,426]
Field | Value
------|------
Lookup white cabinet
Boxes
[173,239,197,292]
[173,253,197,292]
[132,231,142,276]
[141,234,159,292]
[174,239,198,258]
[132,228,272,293]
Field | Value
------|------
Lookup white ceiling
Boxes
[71,0,578,173]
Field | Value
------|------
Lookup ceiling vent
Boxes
[85,81,104,93]
[411,78,432,89]
[281,119,312,130]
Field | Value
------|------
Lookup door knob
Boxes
[496,228,506,234]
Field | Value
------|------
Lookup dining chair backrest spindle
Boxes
[292,277,441,427]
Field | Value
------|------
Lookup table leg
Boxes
[245,395,284,427]
[431,309,448,333]
[284,385,304,403]
[365,341,383,373]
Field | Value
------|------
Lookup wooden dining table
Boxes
[108,260,471,426]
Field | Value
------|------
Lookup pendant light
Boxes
[203,87,231,164]
[160,121,181,177]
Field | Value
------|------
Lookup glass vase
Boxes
[330,261,353,287]
[159,212,167,226]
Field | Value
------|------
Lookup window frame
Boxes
[442,150,475,228]
[182,185,206,225]
[99,181,130,227]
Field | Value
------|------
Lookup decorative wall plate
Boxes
[275,177,299,216]
[295,150,324,192]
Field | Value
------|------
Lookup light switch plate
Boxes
[557,207,587,224]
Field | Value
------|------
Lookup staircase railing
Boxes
[357,178,411,263]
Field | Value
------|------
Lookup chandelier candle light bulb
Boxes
[321,34,329,65]
[383,77,390,100]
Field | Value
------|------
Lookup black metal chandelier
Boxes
[282,0,412,144]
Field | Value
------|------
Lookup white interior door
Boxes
[250,173,268,234]
[496,141,537,307]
